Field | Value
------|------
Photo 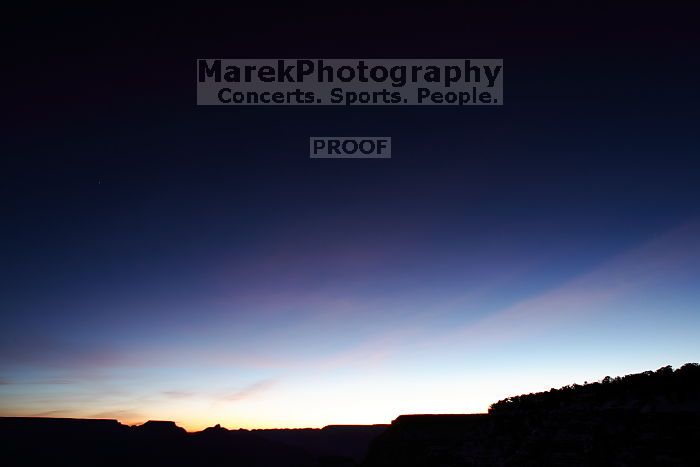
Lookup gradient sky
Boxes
[2,5,700,430]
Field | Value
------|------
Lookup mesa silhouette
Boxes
[2,364,699,466]
[1,418,385,467]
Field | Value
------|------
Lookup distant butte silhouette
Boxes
[2,364,699,466]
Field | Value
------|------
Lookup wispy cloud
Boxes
[162,390,194,399]
[446,219,700,345]
[90,409,144,422]
[0,338,127,372]
[277,220,700,361]
[6,378,75,385]
[222,378,276,401]
[30,409,75,417]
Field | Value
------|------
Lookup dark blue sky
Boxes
[2,5,699,428]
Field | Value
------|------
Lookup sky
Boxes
[2,5,700,430]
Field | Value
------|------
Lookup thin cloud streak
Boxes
[290,219,700,362]
[446,219,700,346]
[90,409,144,422]
[222,378,276,402]
[162,390,194,399]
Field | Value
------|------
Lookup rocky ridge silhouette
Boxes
[3,364,699,466]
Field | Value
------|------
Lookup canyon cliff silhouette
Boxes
[2,364,699,466]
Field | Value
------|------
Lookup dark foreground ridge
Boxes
[2,364,700,466]
[365,363,700,466]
